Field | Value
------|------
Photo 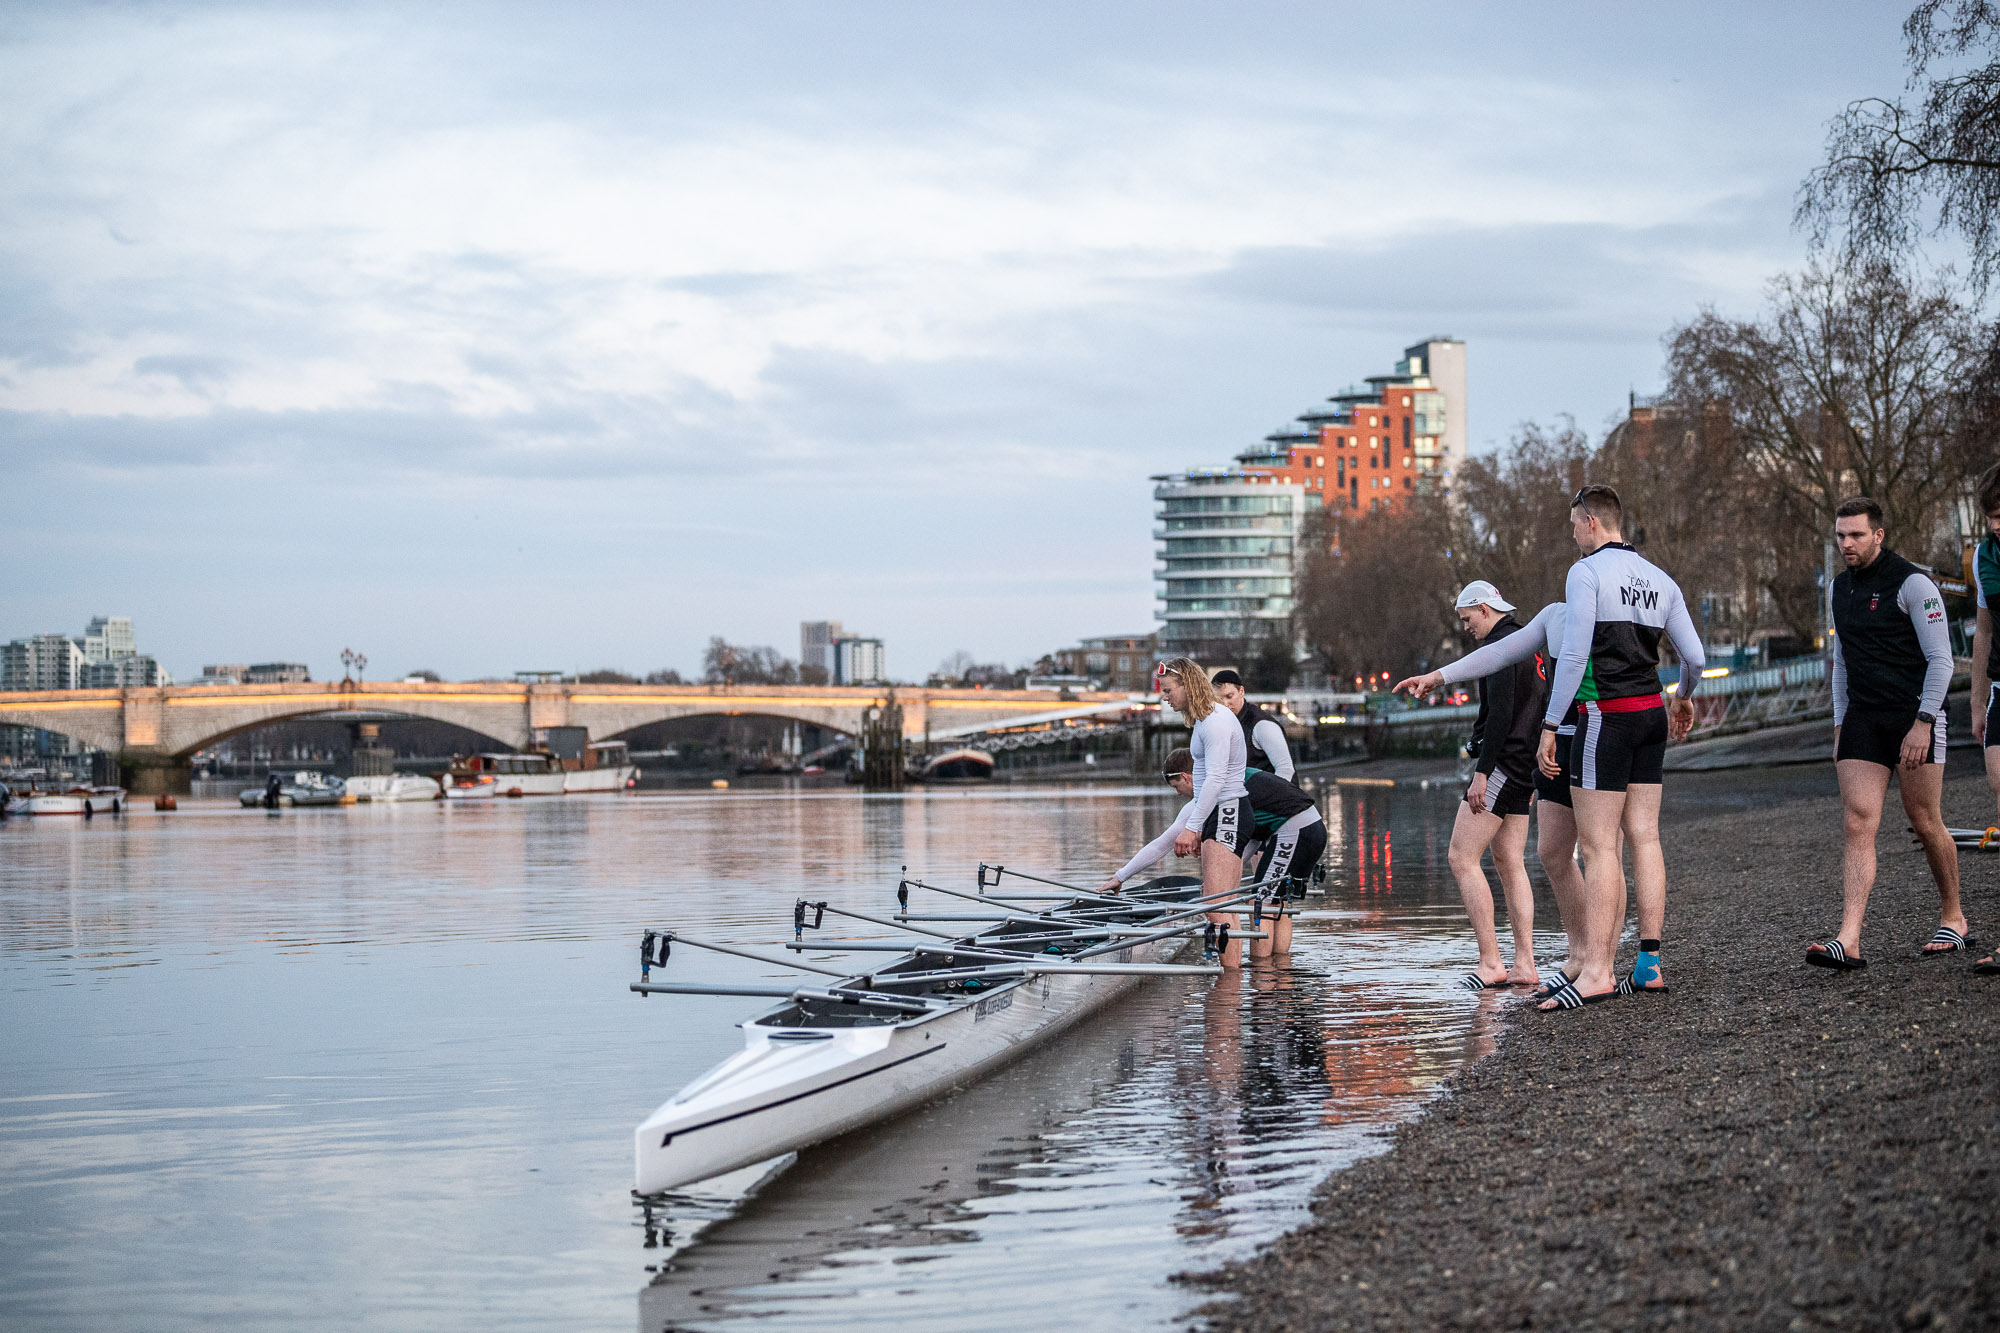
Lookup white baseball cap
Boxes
[1455,580,1515,613]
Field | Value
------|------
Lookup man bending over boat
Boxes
[1097,658,1250,966]
[1104,748,1324,959]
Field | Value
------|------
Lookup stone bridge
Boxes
[0,680,1145,792]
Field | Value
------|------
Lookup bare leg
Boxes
[1622,781,1665,930]
[1987,737,2000,825]
[1269,909,1293,954]
[1547,786,1626,1003]
[1900,762,1968,949]
[1246,844,1276,962]
[1536,799,1584,979]
[1823,759,1891,957]
[1447,800,1507,984]
[1491,812,1538,985]
[1201,838,1245,969]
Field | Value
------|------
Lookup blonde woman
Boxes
[1156,657,1250,967]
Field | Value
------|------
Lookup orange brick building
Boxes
[1232,339,1462,516]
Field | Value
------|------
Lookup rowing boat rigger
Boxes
[630,865,1267,1195]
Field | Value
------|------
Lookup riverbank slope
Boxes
[1192,773,2000,1331]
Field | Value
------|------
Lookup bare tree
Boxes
[643,667,685,685]
[935,650,976,684]
[1664,261,1984,566]
[1297,505,1458,684]
[1439,420,1593,616]
[577,668,638,685]
[701,638,799,685]
[1800,2,2000,290]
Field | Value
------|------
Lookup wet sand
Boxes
[1190,768,2000,1331]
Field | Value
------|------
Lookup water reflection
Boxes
[635,784,1533,1332]
[0,781,1528,1333]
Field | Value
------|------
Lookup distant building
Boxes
[1,634,83,691]
[832,637,886,686]
[1152,472,1305,665]
[1235,336,1467,513]
[197,665,248,685]
[81,655,168,689]
[1053,633,1158,692]
[80,616,136,664]
[243,663,311,684]
[800,622,843,679]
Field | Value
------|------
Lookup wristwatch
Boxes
[1916,710,1937,726]
[1541,721,1561,733]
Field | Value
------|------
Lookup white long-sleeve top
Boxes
[1249,717,1294,780]
[1543,543,1703,725]
[1180,706,1247,833]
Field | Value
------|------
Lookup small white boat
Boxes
[443,774,498,800]
[631,870,1218,1195]
[916,747,995,782]
[239,772,347,807]
[345,774,442,803]
[449,752,567,797]
[563,739,640,793]
[9,784,125,816]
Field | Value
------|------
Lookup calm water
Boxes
[0,783,1546,1331]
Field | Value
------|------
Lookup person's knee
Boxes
[1447,843,1484,876]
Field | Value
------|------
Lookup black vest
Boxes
[1237,698,1275,772]
[1831,547,1930,713]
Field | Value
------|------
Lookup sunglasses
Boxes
[1162,770,1189,783]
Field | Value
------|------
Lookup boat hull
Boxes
[11,787,124,816]
[634,932,1187,1195]
[563,763,638,793]
[497,773,568,797]
[346,775,442,802]
[443,778,497,800]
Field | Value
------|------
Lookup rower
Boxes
[1210,669,1295,779]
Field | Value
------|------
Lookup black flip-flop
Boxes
[1536,974,1618,1010]
[1529,972,1578,1002]
[1806,938,1867,971]
[1616,971,1670,996]
[1457,972,1507,991]
[1922,926,1976,955]
[1973,953,2000,976]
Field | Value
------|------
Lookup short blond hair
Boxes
[1158,656,1216,721]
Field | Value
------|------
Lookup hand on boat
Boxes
[1098,877,1123,894]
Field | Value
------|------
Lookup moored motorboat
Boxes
[345,774,442,803]
[448,752,567,797]
[443,774,498,800]
[563,739,641,793]
[8,784,126,816]
[630,868,1245,1195]
[238,771,347,807]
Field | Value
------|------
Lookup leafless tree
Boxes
[643,667,685,685]
[1439,420,1593,617]
[1664,260,1984,568]
[576,668,638,685]
[701,638,798,685]
[935,650,976,683]
[1297,504,1458,684]
[1800,2,2000,290]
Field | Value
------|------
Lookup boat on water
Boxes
[344,774,442,803]
[630,868,1230,1195]
[563,739,640,793]
[238,772,347,807]
[448,752,567,797]
[7,784,126,816]
[442,773,498,800]
[916,747,995,782]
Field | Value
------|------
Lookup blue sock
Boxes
[1632,944,1662,986]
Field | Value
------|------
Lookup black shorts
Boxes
[1200,795,1255,856]
[1837,708,1946,768]
[1251,813,1326,894]
[1469,767,1533,818]
[1572,703,1667,793]
[1985,683,2000,748]
[1535,724,1577,808]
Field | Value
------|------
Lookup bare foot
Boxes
[1466,963,1508,988]
[1506,964,1540,987]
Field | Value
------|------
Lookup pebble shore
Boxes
[1190,773,2000,1331]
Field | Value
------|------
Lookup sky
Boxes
[0,0,1921,682]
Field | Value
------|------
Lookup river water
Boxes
[0,781,1539,1331]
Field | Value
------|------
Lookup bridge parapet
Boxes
[0,680,1149,793]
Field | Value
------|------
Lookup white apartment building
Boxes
[1153,471,1306,664]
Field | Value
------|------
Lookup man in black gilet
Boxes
[1806,497,1967,970]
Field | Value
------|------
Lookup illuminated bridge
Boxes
[0,679,1148,793]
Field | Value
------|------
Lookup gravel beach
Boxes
[1191,769,2000,1332]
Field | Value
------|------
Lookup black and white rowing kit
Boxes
[1463,614,1548,818]
[1188,707,1252,856]
[1543,543,1703,793]
[1242,769,1325,897]
[1830,547,1952,768]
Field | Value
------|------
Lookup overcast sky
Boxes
[0,1,1917,681]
